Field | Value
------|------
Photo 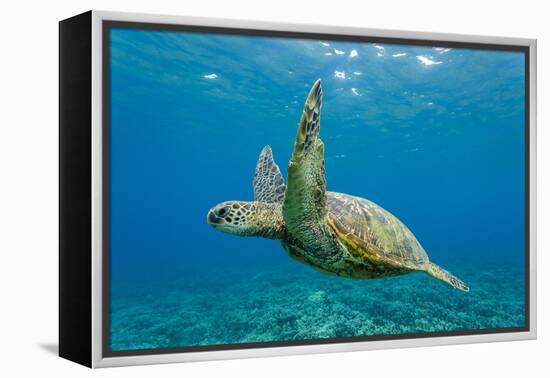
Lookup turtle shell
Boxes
[326,192,429,270]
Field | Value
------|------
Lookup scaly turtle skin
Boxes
[207,79,469,292]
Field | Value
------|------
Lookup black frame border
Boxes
[59,11,93,367]
[101,20,531,358]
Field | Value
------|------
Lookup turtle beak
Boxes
[207,210,222,225]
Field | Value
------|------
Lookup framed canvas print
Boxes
[59,10,537,368]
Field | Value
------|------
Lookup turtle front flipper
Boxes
[283,79,331,248]
[253,145,286,204]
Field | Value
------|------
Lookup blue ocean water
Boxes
[108,28,526,351]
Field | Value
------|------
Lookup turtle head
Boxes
[207,201,254,234]
[207,201,285,239]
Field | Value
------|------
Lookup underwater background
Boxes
[108,27,526,351]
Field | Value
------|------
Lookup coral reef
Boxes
[110,257,525,351]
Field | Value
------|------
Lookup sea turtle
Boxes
[207,79,469,292]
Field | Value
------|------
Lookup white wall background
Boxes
[0,0,546,376]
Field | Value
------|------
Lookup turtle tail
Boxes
[426,263,469,292]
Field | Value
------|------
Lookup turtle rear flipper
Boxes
[426,263,469,292]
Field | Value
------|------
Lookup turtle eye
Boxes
[216,206,230,217]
